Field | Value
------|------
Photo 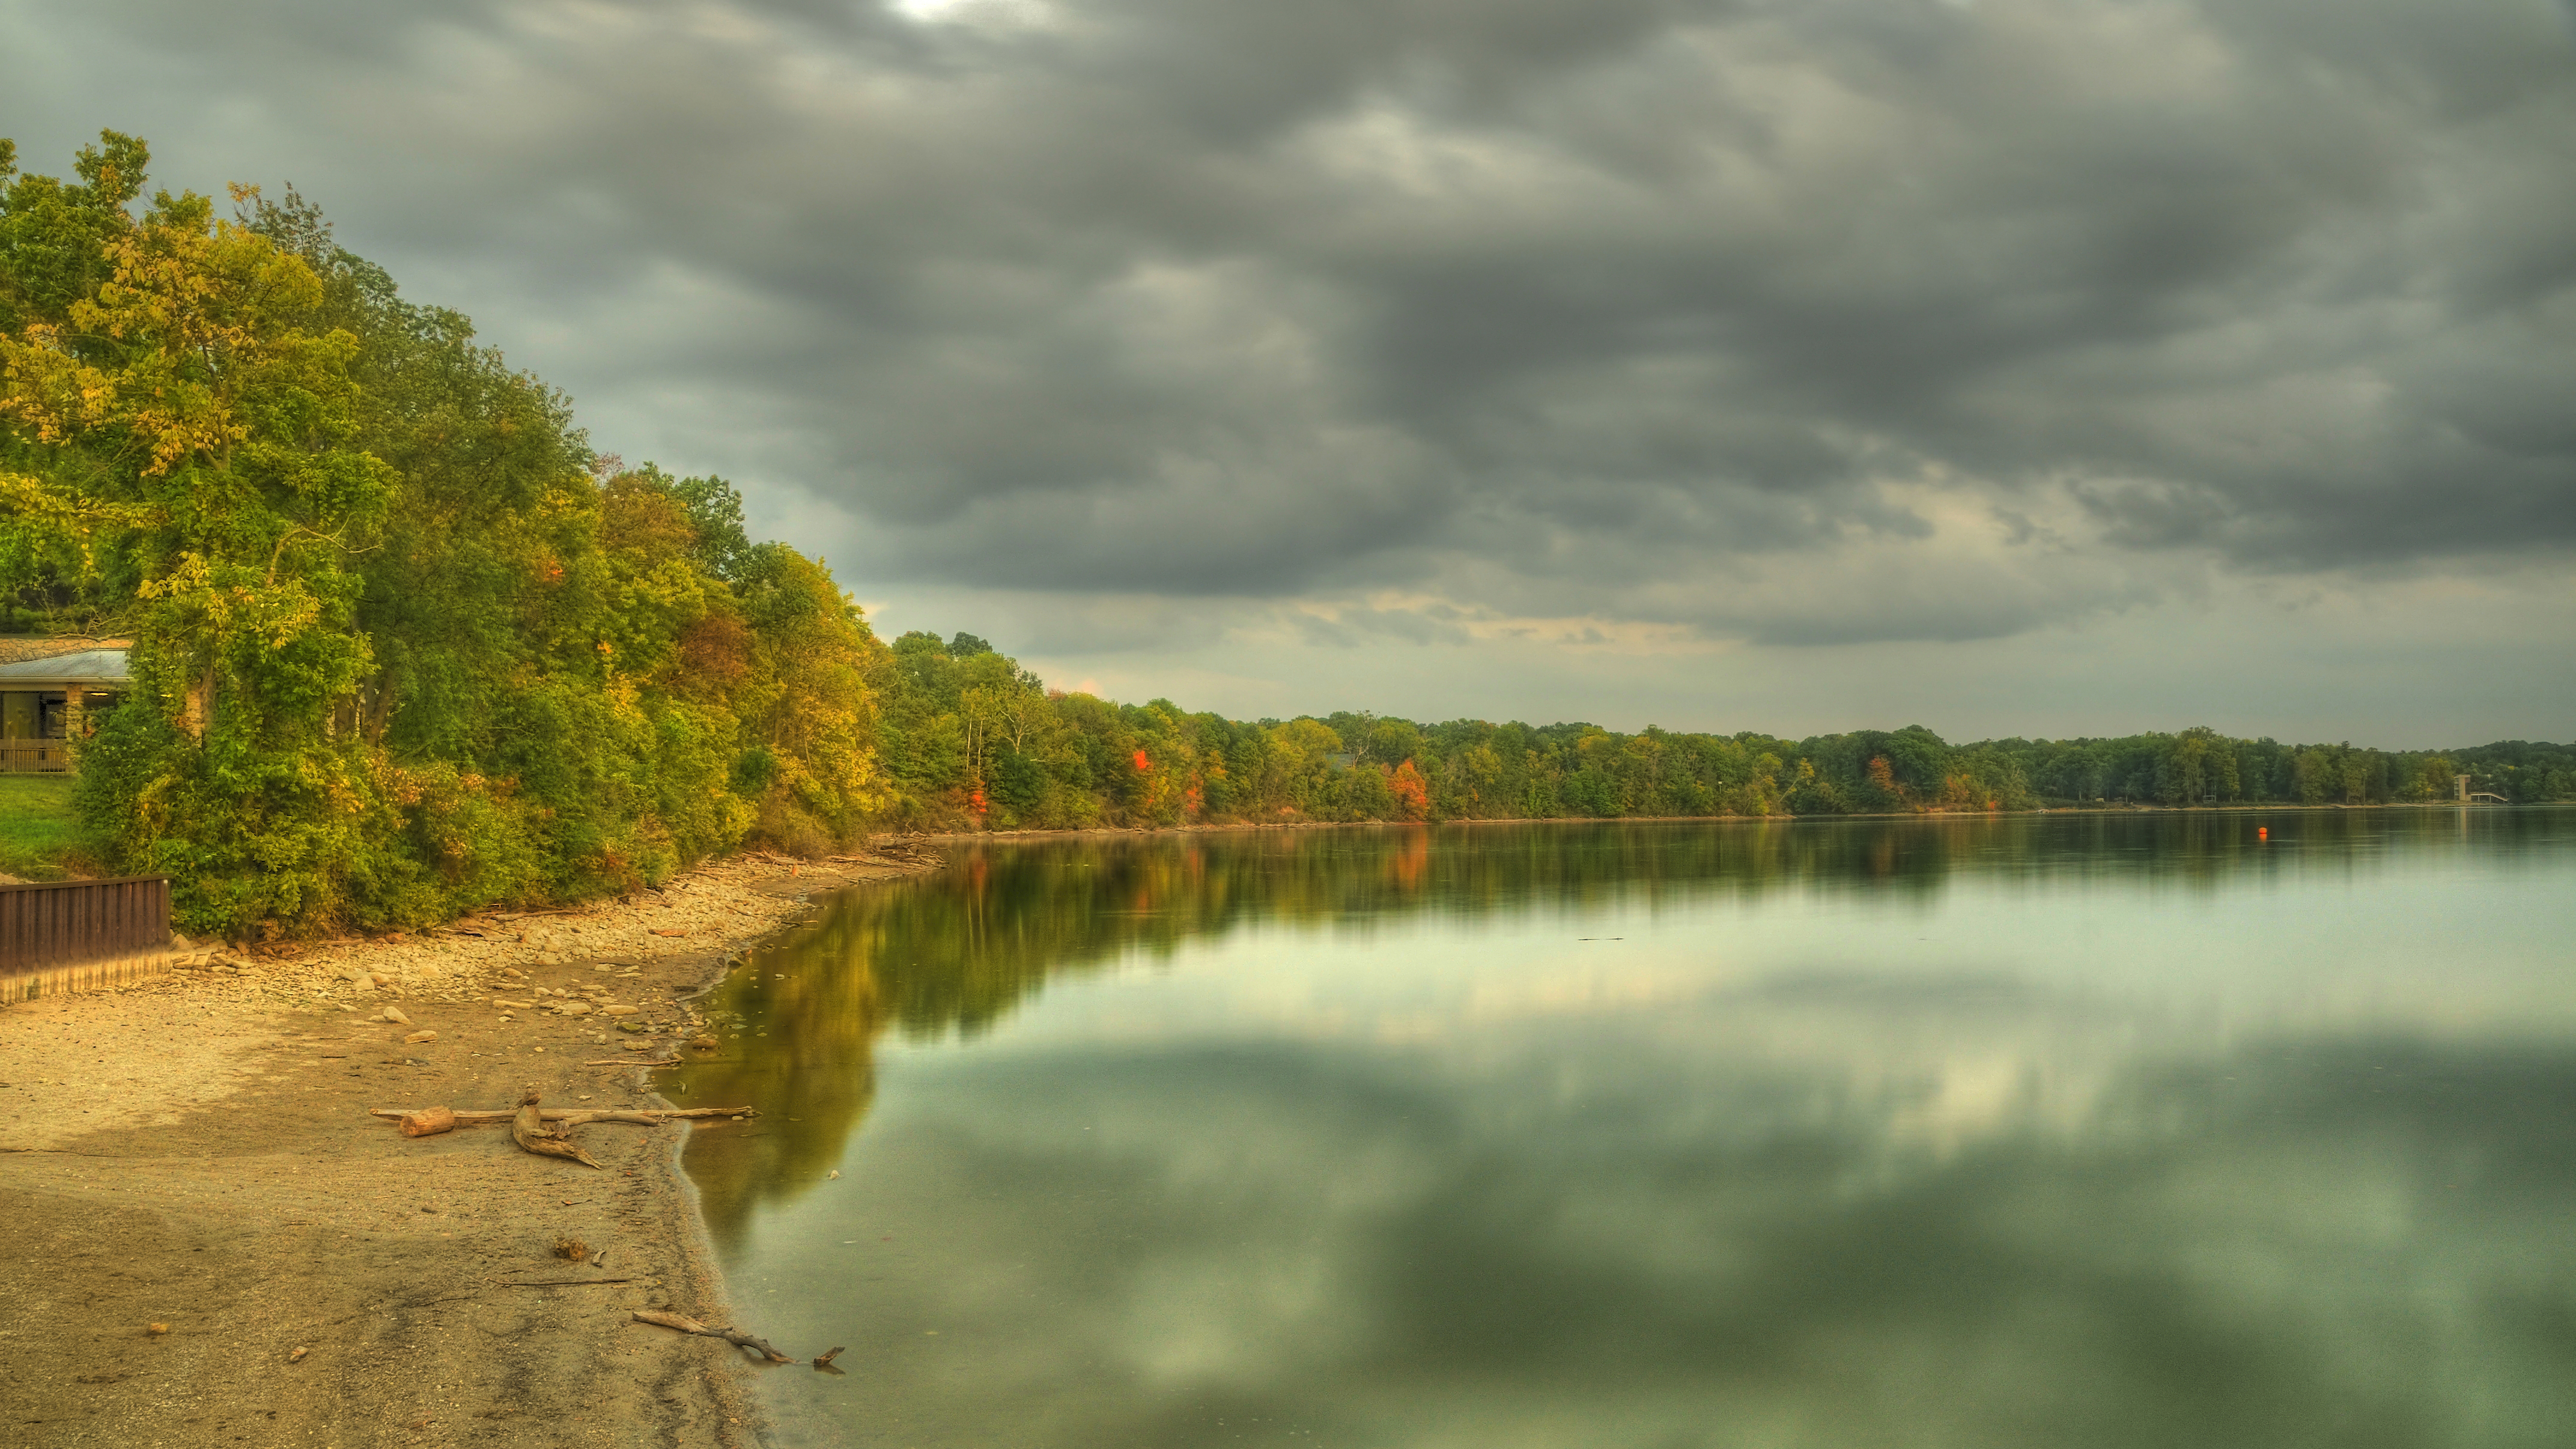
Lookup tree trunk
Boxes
[183,665,214,743]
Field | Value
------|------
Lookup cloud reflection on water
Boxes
[675,811,2576,1447]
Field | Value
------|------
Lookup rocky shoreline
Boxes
[0,843,948,1448]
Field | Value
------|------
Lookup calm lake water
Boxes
[669,810,2576,1448]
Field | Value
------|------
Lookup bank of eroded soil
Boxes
[0,848,941,1448]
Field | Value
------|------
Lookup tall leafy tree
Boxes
[1,137,895,934]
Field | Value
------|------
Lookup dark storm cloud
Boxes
[5,0,2571,646]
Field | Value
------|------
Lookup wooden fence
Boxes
[0,875,174,1004]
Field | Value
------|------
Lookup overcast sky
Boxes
[5,0,2571,745]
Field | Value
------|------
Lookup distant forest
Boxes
[872,629,2573,834]
[2,133,2564,935]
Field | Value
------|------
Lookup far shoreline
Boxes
[904,796,2559,847]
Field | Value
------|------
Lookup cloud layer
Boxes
[4,0,2571,733]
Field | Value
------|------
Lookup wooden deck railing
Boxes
[0,740,71,773]
[0,875,174,1003]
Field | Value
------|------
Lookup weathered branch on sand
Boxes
[371,1104,753,1126]
[372,1094,757,1172]
[631,1308,800,1364]
[512,1089,602,1169]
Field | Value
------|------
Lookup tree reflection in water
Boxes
[667,807,2555,1247]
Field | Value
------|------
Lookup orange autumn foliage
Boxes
[1389,758,1429,821]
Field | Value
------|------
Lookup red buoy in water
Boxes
[2258,827,2268,840]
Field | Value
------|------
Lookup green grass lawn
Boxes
[0,774,96,879]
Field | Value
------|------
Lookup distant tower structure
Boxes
[2456,773,2471,804]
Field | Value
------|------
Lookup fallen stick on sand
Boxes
[369,1092,755,1170]
[513,1089,603,1168]
[499,1277,637,1287]
[371,1104,752,1127]
[630,1308,801,1364]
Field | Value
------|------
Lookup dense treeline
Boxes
[872,633,2574,831]
[2,134,886,934]
[3,135,2565,935]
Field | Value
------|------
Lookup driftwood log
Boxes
[371,1105,754,1126]
[398,1106,457,1137]
[372,1095,756,1173]
[513,1090,604,1168]
[631,1308,798,1364]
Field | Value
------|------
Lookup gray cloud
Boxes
[3,0,2571,663]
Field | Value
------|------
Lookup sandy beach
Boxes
[0,846,944,1448]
